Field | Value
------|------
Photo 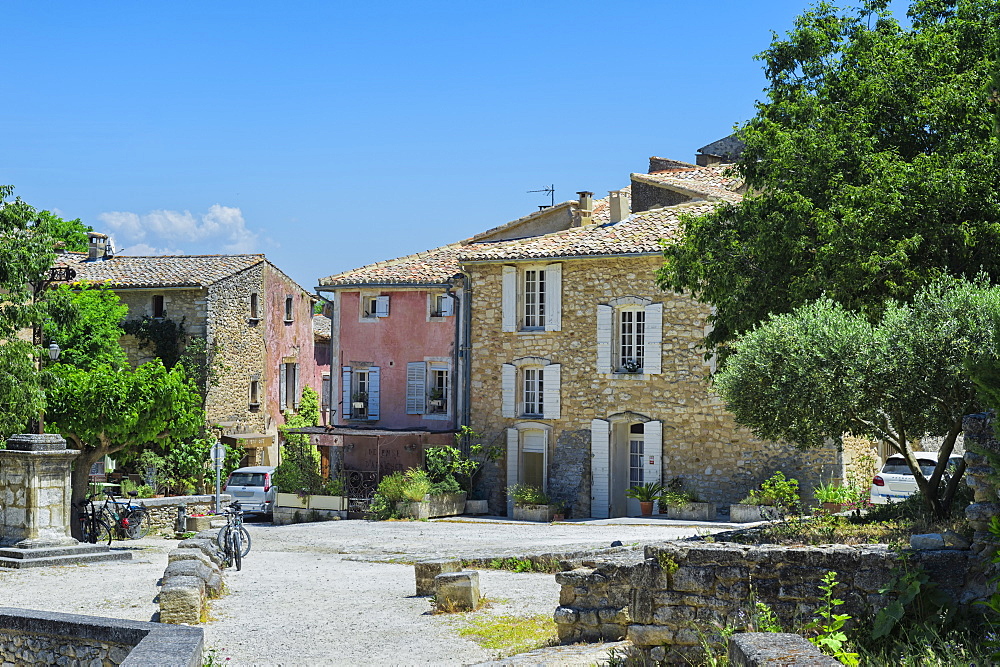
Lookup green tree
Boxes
[714,278,1000,518]
[42,286,204,509]
[272,387,324,493]
[0,187,59,436]
[659,0,1000,356]
[35,210,92,253]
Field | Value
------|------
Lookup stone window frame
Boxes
[152,294,165,320]
[501,263,562,333]
[428,292,454,320]
[248,375,262,410]
[342,364,380,421]
[501,357,561,420]
[249,292,260,322]
[359,293,390,322]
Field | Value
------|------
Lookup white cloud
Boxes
[97,204,260,255]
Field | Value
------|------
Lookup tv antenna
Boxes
[528,184,555,209]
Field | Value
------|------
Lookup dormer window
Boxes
[152,295,165,319]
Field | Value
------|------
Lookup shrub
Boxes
[508,483,549,506]
[741,471,800,511]
[401,469,432,501]
[659,477,698,507]
[814,481,851,504]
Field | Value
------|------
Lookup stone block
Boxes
[159,577,207,624]
[627,624,674,646]
[553,607,578,624]
[434,571,480,612]
[178,538,224,567]
[164,559,215,585]
[414,559,462,596]
[910,533,946,550]
[672,566,715,593]
[728,633,840,666]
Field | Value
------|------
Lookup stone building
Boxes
[58,235,318,466]
[457,159,841,519]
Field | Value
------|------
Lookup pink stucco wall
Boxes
[337,289,456,429]
[263,265,317,429]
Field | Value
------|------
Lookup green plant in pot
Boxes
[625,482,664,516]
[739,471,801,518]
[658,477,698,512]
[508,483,549,507]
[813,481,850,513]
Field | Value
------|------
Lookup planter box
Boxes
[185,515,224,532]
[276,492,308,509]
[308,494,346,511]
[665,502,716,521]
[513,504,553,522]
[399,492,467,520]
[729,503,774,522]
[464,499,488,515]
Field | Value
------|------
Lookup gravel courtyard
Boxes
[0,517,728,666]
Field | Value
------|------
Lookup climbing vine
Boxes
[122,316,186,368]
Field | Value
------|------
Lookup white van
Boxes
[223,466,277,516]
[869,453,962,505]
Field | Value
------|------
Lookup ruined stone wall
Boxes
[115,288,208,366]
[467,255,838,518]
[555,542,971,663]
[0,630,132,666]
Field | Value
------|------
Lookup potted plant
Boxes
[731,471,801,522]
[351,391,368,410]
[658,477,716,521]
[813,481,850,513]
[509,483,552,522]
[428,388,444,408]
[550,499,567,521]
[625,482,664,516]
[620,358,642,374]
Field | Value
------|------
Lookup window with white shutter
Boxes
[504,358,560,419]
[375,296,390,318]
[590,419,611,519]
[406,362,427,414]
[367,366,380,420]
[597,298,663,375]
[501,264,562,332]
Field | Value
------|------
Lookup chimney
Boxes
[576,191,593,226]
[609,190,630,223]
[87,232,109,260]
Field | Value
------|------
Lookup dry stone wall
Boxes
[0,630,131,666]
[467,255,838,517]
[555,541,972,663]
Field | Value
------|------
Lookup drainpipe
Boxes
[445,274,466,452]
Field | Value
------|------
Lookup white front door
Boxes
[626,435,645,516]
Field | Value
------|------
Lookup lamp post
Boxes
[36,343,60,435]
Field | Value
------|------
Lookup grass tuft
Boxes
[457,613,557,657]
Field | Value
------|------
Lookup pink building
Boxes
[317,244,467,430]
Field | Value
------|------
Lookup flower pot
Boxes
[639,501,654,516]
[276,492,308,509]
[821,502,843,513]
[551,513,565,521]
[352,402,365,409]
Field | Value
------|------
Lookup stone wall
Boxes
[555,541,972,663]
[629,179,691,214]
[962,413,1000,556]
[467,255,838,518]
[0,629,131,665]
[117,288,208,366]
[138,495,231,533]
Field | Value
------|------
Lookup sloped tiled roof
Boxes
[56,253,266,288]
[634,165,743,203]
[591,185,631,225]
[458,200,723,262]
[318,243,465,287]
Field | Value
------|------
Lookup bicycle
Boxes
[217,500,250,570]
[99,490,150,540]
[75,495,112,545]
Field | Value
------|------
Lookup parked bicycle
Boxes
[99,490,150,540]
[217,500,250,571]
[76,495,111,545]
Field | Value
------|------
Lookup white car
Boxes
[870,453,962,505]
[223,466,277,516]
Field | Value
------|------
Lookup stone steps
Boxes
[0,546,133,569]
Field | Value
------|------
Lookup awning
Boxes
[221,433,274,448]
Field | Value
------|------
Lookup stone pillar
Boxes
[0,434,80,548]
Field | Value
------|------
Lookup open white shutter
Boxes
[501,266,517,332]
[441,294,454,316]
[279,364,287,411]
[506,428,519,516]
[375,296,390,318]
[406,362,427,414]
[643,302,663,374]
[341,366,351,419]
[367,366,380,420]
[544,263,562,331]
[596,305,613,374]
[542,364,560,420]
[590,419,611,519]
[501,364,516,418]
[643,420,663,486]
[293,363,301,409]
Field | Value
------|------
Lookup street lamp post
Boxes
[36,343,60,435]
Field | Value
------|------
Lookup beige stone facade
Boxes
[465,254,838,518]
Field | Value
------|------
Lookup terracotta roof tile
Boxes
[635,164,743,202]
[318,244,465,287]
[56,253,266,288]
[458,201,722,262]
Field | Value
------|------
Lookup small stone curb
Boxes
[158,532,228,625]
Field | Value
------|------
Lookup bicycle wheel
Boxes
[124,510,150,539]
[231,529,242,571]
[92,518,112,545]
[218,524,251,557]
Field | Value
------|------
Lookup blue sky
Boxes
[2,1,909,291]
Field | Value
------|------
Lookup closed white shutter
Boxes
[501,266,517,332]
[501,363,516,418]
[293,363,301,409]
[406,362,427,414]
[375,296,390,318]
[321,373,331,412]
[367,366,380,420]
[590,419,611,519]
[279,364,287,411]
[440,294,454,316]
[506,428,519,516]
[542,363,560,420]
[644,303,663,374]
[643,420,663,486]
[544,263,562,331]
[596,305,613,374]
[341,366,351,419]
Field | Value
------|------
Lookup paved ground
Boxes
[0,516,736,666]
